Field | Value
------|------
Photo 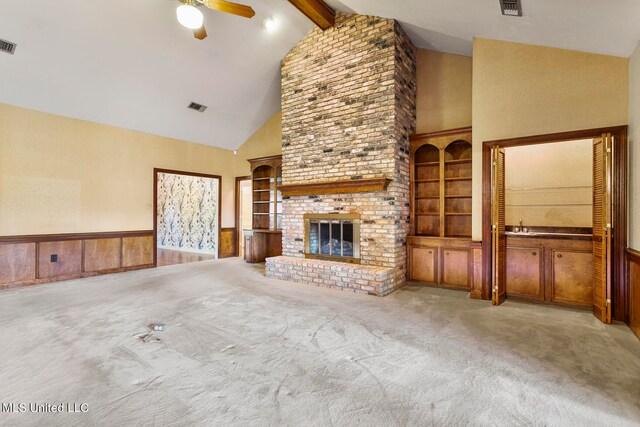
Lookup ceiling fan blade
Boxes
[193,24,208,40]
[203,0,256,19]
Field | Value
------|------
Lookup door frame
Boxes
[235,175,251,257]
[153,168,223,266]
[481,126,628,321]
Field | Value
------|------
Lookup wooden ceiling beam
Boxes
[287,0,335,30]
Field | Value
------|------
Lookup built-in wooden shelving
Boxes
[410,129,472,238]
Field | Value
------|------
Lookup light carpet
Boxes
[0,258,638,426]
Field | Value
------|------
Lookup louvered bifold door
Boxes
[592,135,613,323]
[491,147,507,305]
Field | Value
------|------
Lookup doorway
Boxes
[235,176,252,258]
[482,127,628,324]
[153,169,222,267]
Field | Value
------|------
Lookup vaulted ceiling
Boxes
[325,0,640,58]
[0,0,312,150]
[1,0,639,149]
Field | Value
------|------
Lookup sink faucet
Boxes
[520,219,529,233]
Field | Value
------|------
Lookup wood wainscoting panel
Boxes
[550,250,594,307]
[409,245,437,283]
[219,228,237,258]
[38,240,82,279]
[0,243,36,285]
[122,236,153,267]
[629,249,640,339]
[84,238,121,272]
[470,241,483,299]
[506,246,544,301]
[440,248,470,289]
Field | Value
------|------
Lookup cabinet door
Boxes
[550,250,593,306]
[409,246,437,284]
[506,246,544,301]
[440,248,469,289]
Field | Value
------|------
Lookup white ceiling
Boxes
[0,0,312,150]
[325,0,640,57]
[1,0,640,150]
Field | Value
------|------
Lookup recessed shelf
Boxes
[415,196,439,200]
[445,159,472,165]
[416,179,440,183]
[253,189,271,192]
[445,177,472,182]
[416,212,440,216]
[445,195,472,198]
[415,161,439,166]
[445,212,472,216]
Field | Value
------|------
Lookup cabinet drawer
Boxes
[440,248,469,289]
[506,246,544,301]
[551,250,593,306]
[409,245,437,283]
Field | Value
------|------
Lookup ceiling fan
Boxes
[175,0,256,40]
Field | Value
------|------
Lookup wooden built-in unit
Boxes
[482,126,628,320]
[629,248,640,339]
[408,128,474,289]
[0,231,154,288]
[243,155,283,263]
[506,233,594,307]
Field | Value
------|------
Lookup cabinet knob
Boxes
[557,254,562,258]
[532,252,537,256]
[445,252,449,256]
[428,250,432,254]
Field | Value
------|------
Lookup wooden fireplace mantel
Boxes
[278,177,392,196]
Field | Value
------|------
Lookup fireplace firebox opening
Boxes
[304,214,360,264]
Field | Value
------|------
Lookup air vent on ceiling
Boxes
[187,102,207,113]
[500,0,522,17]
[0,38,17,55]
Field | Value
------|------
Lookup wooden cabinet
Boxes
[506,246,544,301]
[550,249,593,307]
[506,236,593,307]
[408,129,473,291]
[408,236,471,290]
[244,155,283,263]
[244,230,282,264]
[441,248,470,289]
[409,245,437,283]
[411,128,472,238]
[250,155,282,230]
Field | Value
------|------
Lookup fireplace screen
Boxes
[304,214,360,262]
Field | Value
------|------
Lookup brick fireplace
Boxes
[265,13,416,296]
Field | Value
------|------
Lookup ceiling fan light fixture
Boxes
[177,5,204,29]
[263,17,278,32]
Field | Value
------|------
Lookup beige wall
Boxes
[472,38,629,240]
[629,42,640,250]
[0,103,236,235]
[234,112,283,177]
[505,140,592,227]
[416,49,472,134]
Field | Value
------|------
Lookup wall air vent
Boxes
[0,38,17,55]
[500,0,522,16]
[187,102,207,113]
